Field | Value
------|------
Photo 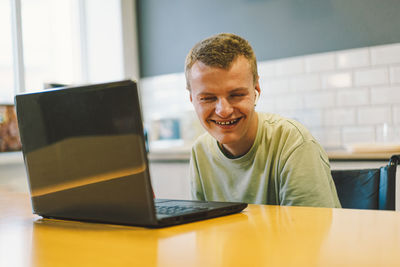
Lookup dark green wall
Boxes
[137,0,400,78]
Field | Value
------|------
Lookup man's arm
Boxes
[279,140,341,208]
[189,148,206,201]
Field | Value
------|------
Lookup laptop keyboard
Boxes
[155,205,209,216]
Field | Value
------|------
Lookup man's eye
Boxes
[231,94,245,98]
[200,97,216,102]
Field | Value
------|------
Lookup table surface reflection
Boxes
[1,190,400,267]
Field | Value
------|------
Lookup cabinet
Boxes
[149,161,191,200]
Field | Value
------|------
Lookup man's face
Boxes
[188,56,260,156]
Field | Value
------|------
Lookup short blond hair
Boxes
[185,33,258,90]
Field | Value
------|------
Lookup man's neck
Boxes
[218,113,259,158]
[218,142,240,159]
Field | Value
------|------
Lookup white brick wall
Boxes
[304,92,335,109]
[370,43,400,65]
[357,106,391,125]
[336,88,369,106]
[305,53,336,73]
[324,108,356,126]
[296,109,324,127]
[289,74,320,92]
[371,86,400,104]
[322,72,352,89]
[354,68,389,86]
[258,61,276,78]
[393,106,400,124]
[140,42,400,150]
[311,128,342,148]
[342,126,376,144]
[261,78,289,93]
[391,65,400,84]
[336,48,370,69]
[275,58,304,76]
[275,95,304,110]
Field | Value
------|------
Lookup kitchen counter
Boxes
[1,149,399,164]
[327,150,398,161]
[149,148,399,162]
[0,151,23,165]
[148,150,190,162]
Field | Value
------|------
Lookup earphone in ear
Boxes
[254,90,259,106]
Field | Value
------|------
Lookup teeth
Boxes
[215,119,238,125]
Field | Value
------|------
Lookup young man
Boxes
[185,33,341,208]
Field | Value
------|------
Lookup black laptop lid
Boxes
[15,80,158,226]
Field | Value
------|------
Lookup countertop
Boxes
[149,148,398,162]
[1,149,398,165]
[326,150,398,161]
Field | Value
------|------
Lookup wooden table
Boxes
[1,190,400,267]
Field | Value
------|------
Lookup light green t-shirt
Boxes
[189,112,341,208]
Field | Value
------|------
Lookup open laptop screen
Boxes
[16,80,157,225]
[18,80,147,196]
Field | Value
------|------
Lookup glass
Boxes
[0,0,14,103]
[376,123,400,144]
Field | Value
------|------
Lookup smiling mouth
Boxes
[212,118,241,126]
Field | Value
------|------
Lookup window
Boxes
[21,0,79,91]
[1,0,138,99]
[0,1,14,103]
[85,0,124,83]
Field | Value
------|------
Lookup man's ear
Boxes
[255,76,261,93]
[189,91,193,102]
[255,79,261,98]
[254,78,261,106]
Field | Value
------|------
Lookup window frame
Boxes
[8,0,139,96]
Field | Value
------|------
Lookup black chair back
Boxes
[331,154,399,210]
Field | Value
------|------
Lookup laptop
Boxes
[15,80,247,228]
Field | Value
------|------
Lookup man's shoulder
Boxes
[258,112,314,142]
[192,132,215,152]
[258,112,329,166]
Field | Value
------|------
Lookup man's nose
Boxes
[215,98,233,117]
